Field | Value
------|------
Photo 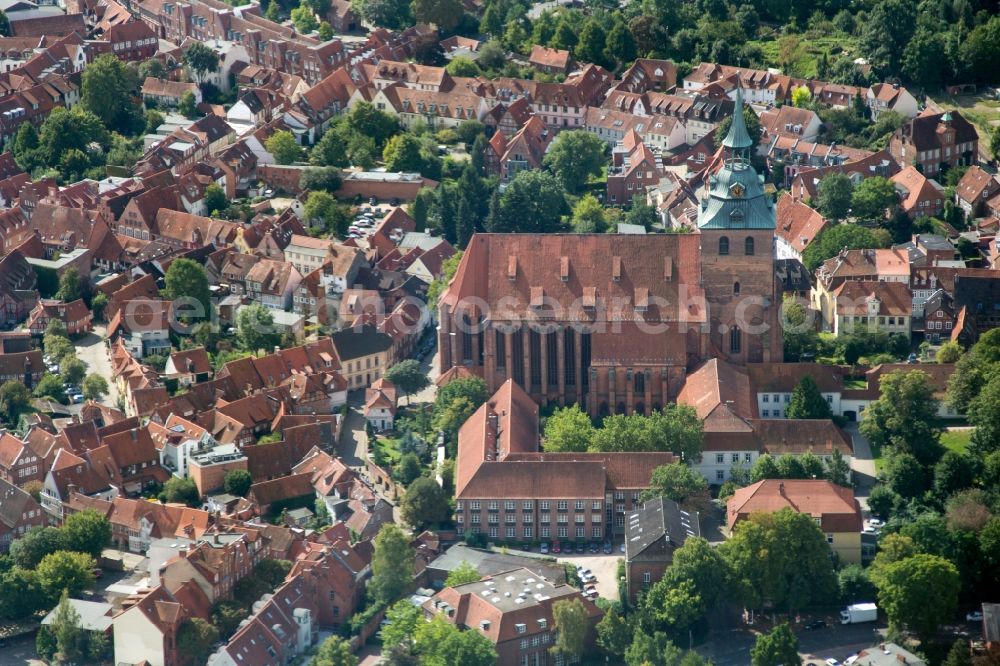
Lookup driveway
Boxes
[555,551,621,602]
[0,631,42,666]
[845,424,876,511]
[74,324,119,408]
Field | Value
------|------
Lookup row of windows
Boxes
[715,453,754,464]
[718,236,755,256]
[465,513,602,525]
[462,500,603,512]
[466,526,604,539]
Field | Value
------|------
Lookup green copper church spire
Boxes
[722,87,753,151]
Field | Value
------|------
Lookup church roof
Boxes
[722,87,753,150]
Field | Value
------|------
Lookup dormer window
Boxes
[729,209,745,226]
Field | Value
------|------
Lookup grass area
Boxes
[844,378,868,390]
[372,436,402,464]
[745,34,860,80]
[940,429,972,454]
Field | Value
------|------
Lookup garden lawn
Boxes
[940,429,972,454]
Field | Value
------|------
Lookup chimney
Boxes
[778,481,785,495]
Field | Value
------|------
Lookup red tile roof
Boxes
[727,479,862,532]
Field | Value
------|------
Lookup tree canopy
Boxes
[543,130,607,192]
[370,524,415,604]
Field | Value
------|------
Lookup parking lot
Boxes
[554,549,622,602]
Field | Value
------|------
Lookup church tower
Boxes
[697,88,781,363]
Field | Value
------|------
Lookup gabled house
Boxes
[955,166,1000,218]
[889,110,978,177]
[606,130,662,207]
[866,83,919,121]
[0,477,46,551]
[775,193,829,262]
[112,583,212,666]
[363,377,396,431]
[624,497,700,601]
[245,258,303,310]
[164,347,212,387]
[891,165,944,219]
[26,298,92,336]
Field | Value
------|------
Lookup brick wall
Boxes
[190,458,248,496]
[258,164,306,195]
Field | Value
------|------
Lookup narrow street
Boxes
[73,323,120,409]
[845,424,876,512]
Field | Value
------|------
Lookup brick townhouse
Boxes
[889,110,978,177]
[455,380,675,544]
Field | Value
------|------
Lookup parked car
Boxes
[804,620,827,630]
[551,541,561,554]
[967,611,984,622]
[907,353,918,364]
[825,659,841,666]
[589,542,600,553]
[576,567,591,577]
[603,541,613,554]
[575,542,585,554]
[540,543,549,554]
[868,518,884,528]
[619,543,626,553]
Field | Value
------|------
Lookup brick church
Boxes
[439,90,782,417]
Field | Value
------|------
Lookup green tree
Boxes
[991,127,1000,163]
[942,639,973,666]
[346,101,398,148]
[312,635,358,666]
[948,329,1000,413]
[721,509,836,613]
[223,469,252,496]
[267,130,304,165]
[414,615,497,666]
[543,130,606,192]
[178,90,198,118]
[410,0,462,29]
[395,452,422,486]
[37,551,96,600]
[786,376,833,419]
[384,360,430,402]
[838,564,876,604]
[646,462,709,511]
[291,5,319,32]
[0,380,31,424]
[571,194,607,233]
[63,509,111,558]
[39,107,110,167]
[400,477,450,530]
[184,42,219,82]
[317,21,334,40]
[51,591,87,664]
[81,54,142,133]
[61,357,87,387]
[10,526,68,569]
[160,477,200,506]
[34,374,67,404]
[884,451,926,499]
[380,600,422,651]
[664,536,730,610]
[55,266,83,303]
[444,561,481,587]
[543,404,595,452]
[604,18,636,67]
[875,554,959,643]
[816,172,853,220]
[409,187,433,231]
[383,133,425,173]
[90,292,108,321]
[12,123,40,171]
[826,449,851,486]
[596,605,631,659]
[750,623,799,666]
[959,16,1000,84]
[236,303,280,352]
[791,86,812,109]
[902,27,949,89]
[551,597,588,660]
[203,183,228,215]
[860,370,943,464]
[858,0,916,78]
[937,341,963,364]
[177,617,220,664]
[312,129,349,167]
[574,19,608,68]
[851,176,898,221]
[802,223,888,271]
[0,566,47,620]
[933,450,975,497]
[969,374,1000,456]
[370,524,415,603]
[164,257,212,320]
[625,200,658,230]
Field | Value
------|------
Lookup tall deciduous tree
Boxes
[266,130,304,165]
[63,509,111,559]
[851,176,898,221]
[874,554,959,643]
[384,360,430,402]
[750,623,799,666]
[236,304,280,352]
[860,370,943,464]
[551,598,589,661]
[400,477,450,530]
[184,42,219,82]
[370,524,415,603]
[164,257,212,320]
[816,172,853,220]
[409,0,462,29]
[543,130,606,192]
[81,54,142,134]
[543,404,595,452]
[37,551,96,600]
[646,463,710,511]
[311,636,358,666]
